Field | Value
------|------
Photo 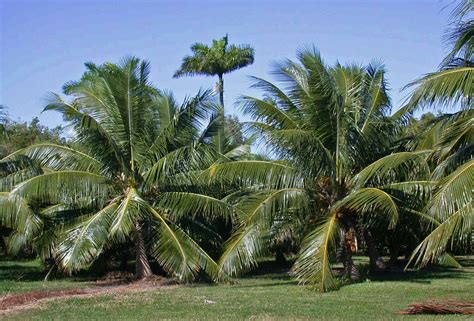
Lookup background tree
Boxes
[0,117,65,158]
[174,35,254,152]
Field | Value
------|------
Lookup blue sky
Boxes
[1,0,452,128]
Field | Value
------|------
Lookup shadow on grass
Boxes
[0,258,96,283]
[367,257,474,284]
[233,256,474,288]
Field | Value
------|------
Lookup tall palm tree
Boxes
[401,0,473,268]
[200,48,429,291]
[0,57,232,281]
[174,35,255,152]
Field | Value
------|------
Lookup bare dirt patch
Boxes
[0,274,177,315]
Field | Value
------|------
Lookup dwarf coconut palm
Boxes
[200,48,431,291]
[0,57,234,281]
[401,0,473,268]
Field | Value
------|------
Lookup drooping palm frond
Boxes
[336,187,400,228]
[56,202,118,273]
[218,223,264,276]
[2,143,104,174]
[146,204,221,282]
[352,152,430,188]
[200,160,301,188]
[218,188,307,276]
[403,66,474,110]
[292,213,339,292]
[109,188,145,241]
[157,192,233,221]
[426,159,473,222]
[0,193,42,239]
[11,171,109,204]
[407,201,472,268]
[406,158,473,268]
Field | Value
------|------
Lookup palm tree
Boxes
[174,35,255,152]
[0,57,232,281]
[200,48,429,291]
[401,0,473,268]
[402,0,473,111]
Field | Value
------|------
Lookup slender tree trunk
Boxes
[218,74,224,108]
[340,226,359,280]
[217,74,225,153]
[275,248,287,265]
[134,223,152,279]
[388,241,400,267]
[364,229,385,270]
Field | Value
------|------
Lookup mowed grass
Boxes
[1,257,473,320]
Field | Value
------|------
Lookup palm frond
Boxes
[157,192,233,222]
[2,143,104,174]
[146,204,222,282]
[292,213,339,292]
[219,188,307,276]
[56,202,118,273]
[353,152,430,188]
[11,171,109,204]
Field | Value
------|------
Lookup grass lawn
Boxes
[0,257,473,320]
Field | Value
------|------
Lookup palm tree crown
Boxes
[174,35,255,152]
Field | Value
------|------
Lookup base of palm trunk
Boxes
[134,224,153,279]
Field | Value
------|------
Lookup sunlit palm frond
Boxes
[157,192,233,221]
[404,66,474,111]
[11,171,109,204]
[146,204,222,282]
[336,187,399,228]
[56,202,118,273]
[426,159,473,221]
[2,143,104,174]
[353,152,430,188]
[200,160,301,188]
[219,188,307,276]
[292,213,339,292]
[407,201,472,268]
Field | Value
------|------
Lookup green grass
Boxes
[1,257,473,320]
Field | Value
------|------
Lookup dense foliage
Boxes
[0,1,471,293]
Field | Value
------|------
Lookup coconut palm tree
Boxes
[401,0,473,268]
[402,0,473,111]
[174,35,254,152]
[0,57,233,281]
[200,48,430,291]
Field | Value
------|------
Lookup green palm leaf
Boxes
[292,213,339,292]
[146,204,221,282]
[56,202,118,273]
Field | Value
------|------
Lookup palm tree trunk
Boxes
[388,241,400,266]
[340,226,359,280]
[217,74,225,153]
[218,74,224,108]
[364,229,385,270]
[134,223,152,279]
